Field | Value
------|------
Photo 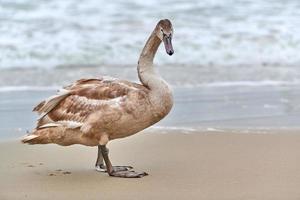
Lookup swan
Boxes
[22,19,174,178]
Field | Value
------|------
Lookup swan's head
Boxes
[156,19,174,56]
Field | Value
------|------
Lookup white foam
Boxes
[206,128,224,132]
[151,126,197,132]
[1,0,300,69]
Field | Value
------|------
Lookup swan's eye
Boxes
[160,28,163,33]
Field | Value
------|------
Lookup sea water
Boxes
[1,0,300,70]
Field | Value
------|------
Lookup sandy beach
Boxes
[1,130,300,200]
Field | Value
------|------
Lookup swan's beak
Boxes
[163,34,174,56]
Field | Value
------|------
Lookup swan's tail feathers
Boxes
[21,134,39,144]
[21,127,80,146]
[33,90,70,115]
[21,128,59,145]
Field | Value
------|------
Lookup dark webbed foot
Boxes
[109,170,148,178]
[95,164,133,172]
[99,145,148,178]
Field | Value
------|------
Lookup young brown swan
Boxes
[22,19,174,178]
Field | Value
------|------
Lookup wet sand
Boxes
[1,131,300,200]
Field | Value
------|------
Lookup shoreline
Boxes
[1,131,300,200]
[3,126,300,143]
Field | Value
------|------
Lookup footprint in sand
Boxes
[22,162,44,167]
[48,170,72,176]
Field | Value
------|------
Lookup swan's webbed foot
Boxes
[109,170,148,178]
[95,146,133,173]
[99,145,148,178]
[95,164,133,172]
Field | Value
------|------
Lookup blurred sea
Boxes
[1,0,300,88]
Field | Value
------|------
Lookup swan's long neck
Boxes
[137,30,173,117]
[137,31,163,90]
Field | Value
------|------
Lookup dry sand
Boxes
[1,131,300,200]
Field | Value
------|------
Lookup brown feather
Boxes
[35,78,149,129]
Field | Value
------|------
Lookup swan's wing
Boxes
[34,77,148,129]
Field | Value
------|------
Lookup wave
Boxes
[1,0,300,69]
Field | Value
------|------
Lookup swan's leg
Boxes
[95,145,133,173]
[100,145,148,178]
[95,145,106,172]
